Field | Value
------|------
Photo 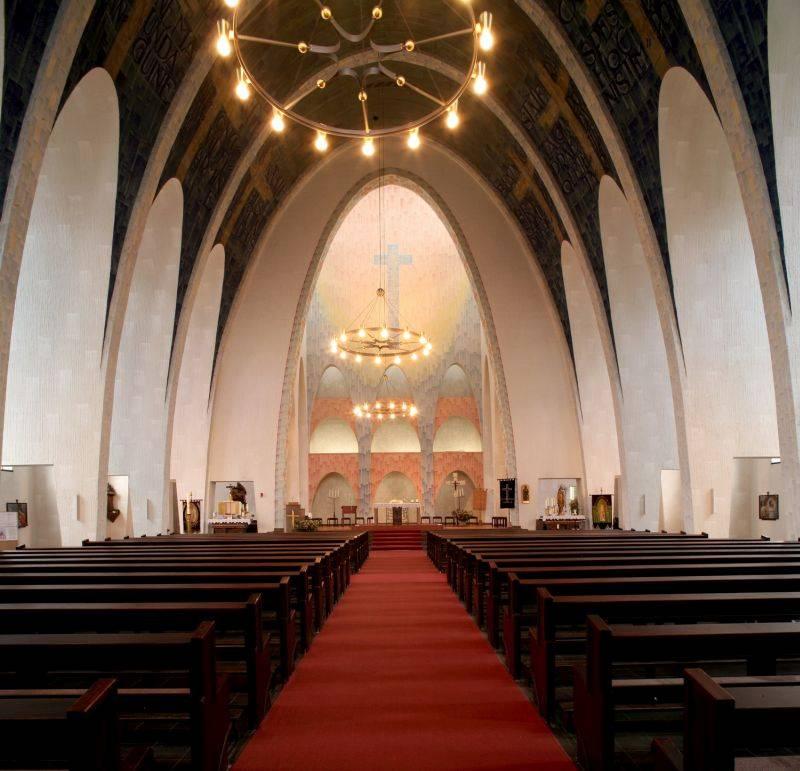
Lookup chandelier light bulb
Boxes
[423,348,431,357]
[339,350,347,360]
[409,406,418,417]
[223,0,239,7]
[390,413,396,420]
[389,401,396,410]
[402,329,411,340]
[374,354,382,365]
[402,402,408,411]
[216,20,232,57]
[372,5,383,20]
[271,110,285,133]
[339,332,347,343]
[478,12,494,51]
[362,137,376,157]
[446,103,460,130]
[354,407,362,416]
[355,354,363,363]
[380,327,389,339]
[314,131,329,152]
[376,402,382,410]
[394,355,401,365]
[377,413,384,421]
[419,335,427,345]
[411,352,418,361]
[320,5,332,19]
[473,61,488,95]
[407,128,421,150]
[235,68,251,101]
[358,328,366,338]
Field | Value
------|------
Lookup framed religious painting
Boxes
[591,494,612,528]
[758,493,779,521]
[6,500,28,529]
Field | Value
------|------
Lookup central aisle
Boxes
[234,550,574,770]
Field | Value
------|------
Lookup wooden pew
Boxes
[504,570,800,678]
[573,617,800,770]
[531,588,800,722]
[652,669,800,770]
[0,578,297,679]
[0,622,230,771]
[0,596,270,728]
[0,679,152,771]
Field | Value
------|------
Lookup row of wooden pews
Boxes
[429,528,800,769]
[0,530,369,771]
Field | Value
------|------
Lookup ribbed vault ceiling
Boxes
[1,0,777,361]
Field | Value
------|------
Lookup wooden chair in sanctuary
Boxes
[429,529,800,768]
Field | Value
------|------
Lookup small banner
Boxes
[498,478,516,510]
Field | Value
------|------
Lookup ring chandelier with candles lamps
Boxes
[215,0,495,155]
[328,152,433,367]
[354,372,418,420]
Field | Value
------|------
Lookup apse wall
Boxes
[207,139,582,531]
[599,176,678,530]
[109,180,182,536]
[659,68,779,537]
[1,69,119,546]
[169,244,225,527]
[561,242,620,503]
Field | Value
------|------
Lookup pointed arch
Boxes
[309,417,359,454]
[433,417,482,453]
[373,470,419,504]
[435,469,477,515]
[310,471,357,518]
[110,178,182,537]
[561,241,620,504]
[371,419,421,454]
[659,67,779,537]
[1,68,118,546]
[599,175,680,530]
[170,243,224,527]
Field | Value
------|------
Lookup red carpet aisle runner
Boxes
[234,550,574,771]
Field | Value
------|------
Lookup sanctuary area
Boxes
[1,0,800,768]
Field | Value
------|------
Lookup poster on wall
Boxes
[591,494,613,527]
[499,478,516,510]
[758,493,779,521]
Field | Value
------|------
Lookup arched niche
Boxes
[374,471,417,503]
[599,175,679,530]
[170,244,225,528]
[1,68,119,546]
[316,365,349,398]
[770,1,800,306]
[383,365,412,398]
[433,416,482,453]
[371,419,421,453]
[440,364,473,397]
[309,417,359,454]
[435,470,476,514]
[659,67,779,537]
[561,241,620,500]
[109,179,182,537]
[311,472,357,518]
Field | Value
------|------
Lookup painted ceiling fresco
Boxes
[1,0,784,367]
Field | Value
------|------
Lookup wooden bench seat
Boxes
[504,571,800,679]
[530,587,800,721]
[573,617,800,770]
[0,578,297,680]
[653,668,800,770]
[0,623,229,771]
[0,679,153,771]
[0,596,271,728]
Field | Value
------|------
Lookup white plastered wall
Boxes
[1,68,119,546]
[169,244,224,528]
[109,179,182,536]
[207,139,582,531]
[599,176,679,530]
[561,241,620,504]
[659,67,779,537]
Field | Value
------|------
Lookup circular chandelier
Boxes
[353,373,418,420]
[215,0,495,154]
[328,287,432,366]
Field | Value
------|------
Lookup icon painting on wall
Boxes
[591,494,612,528]
[758,493,779,521]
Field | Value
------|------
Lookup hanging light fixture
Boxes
[214,0,496,146]
[354,373,419,420]
[329,156,432,365]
